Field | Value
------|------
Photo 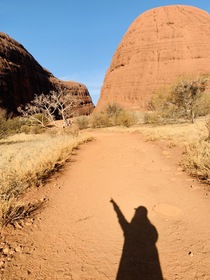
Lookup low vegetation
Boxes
[0,107,47,140]
[182,140,210,183]
[0,128,92,227]
[1,79,210,226]
[0,108,32,139]
[140,76,210,185]
[136,116,210,185]
[18,90,81,128]
[0,101,137,227]
[146,77,209,124]
[90,103,137,128]
[75,115,89,130]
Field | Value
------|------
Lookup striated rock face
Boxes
[97,5,210,111]
[0,32,94,114]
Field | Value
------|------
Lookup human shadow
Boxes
[110,199,163,280]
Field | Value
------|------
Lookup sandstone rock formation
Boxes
[0,32,94,115]
[97,5,210,111]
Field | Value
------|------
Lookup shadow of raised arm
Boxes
[110,200,164,279]
[110,198,129,233]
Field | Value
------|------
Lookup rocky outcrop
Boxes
[0,32,94,115]
[97,5,210,111]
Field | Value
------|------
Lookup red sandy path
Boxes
[2,131,210,279]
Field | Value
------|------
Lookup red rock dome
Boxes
[97,5,210,111]
[0,32,94,114]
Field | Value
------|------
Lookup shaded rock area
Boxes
[97,5,210,111]
[0,32,94,115]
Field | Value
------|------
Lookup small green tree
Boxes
[171,77,208,123]
[104,103,123,125]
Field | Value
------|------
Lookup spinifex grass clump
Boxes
[182,140,210,183]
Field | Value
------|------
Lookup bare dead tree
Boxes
[49,90,79,127]
[18,90,80,128]
[18,94,57,127]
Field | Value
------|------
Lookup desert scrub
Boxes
[0,116,29,139]
[75,115,89,130]
[90,103,137,128]
[182,140,210,183]
[0,198,46,227]
[137,117,210,184]
[0,131,92,226]
[138,117,207,145]
[115,110,137,127]
[147,77,209,124]
[90,111,112,128]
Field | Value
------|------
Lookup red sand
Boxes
[2,131,210,279]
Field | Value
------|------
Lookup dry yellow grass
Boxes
[1,197,46,227]
[133,116,210,184]
[101,116,210,184]
[1,116,209,226]
[182,140,210,182]
[135,117,208,145]
[0,130,93,226]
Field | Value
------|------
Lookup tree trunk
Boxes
[191,109,195,123]
[206,119,210,141]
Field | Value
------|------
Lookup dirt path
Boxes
[2,131,210,279]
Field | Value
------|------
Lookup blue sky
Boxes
[1,1,210,105]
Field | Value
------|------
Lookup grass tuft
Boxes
[182,141,210,182]
[1,198,46,227]
[0,130,93,226]
[135,117,210,184]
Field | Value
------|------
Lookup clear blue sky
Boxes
[1,1,210,104]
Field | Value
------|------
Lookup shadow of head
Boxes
[111,201,164,280]
[134,206,148,216]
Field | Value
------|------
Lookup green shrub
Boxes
[20,124,32,134]
[147,77,209,124]
[75,116,89,130]
[105,103,123,116]
[116,110,137,127]
[0,115,45,138]
[144,112,164,124]
[90,104,137,128]
[90,112,112,128]
[104,103,123,126]
[148,92,171,112]
[182,140,210,183]
[0,116,28,139]
[194,92,210,117]
[30,113,50,127]
[147,92,180,123]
